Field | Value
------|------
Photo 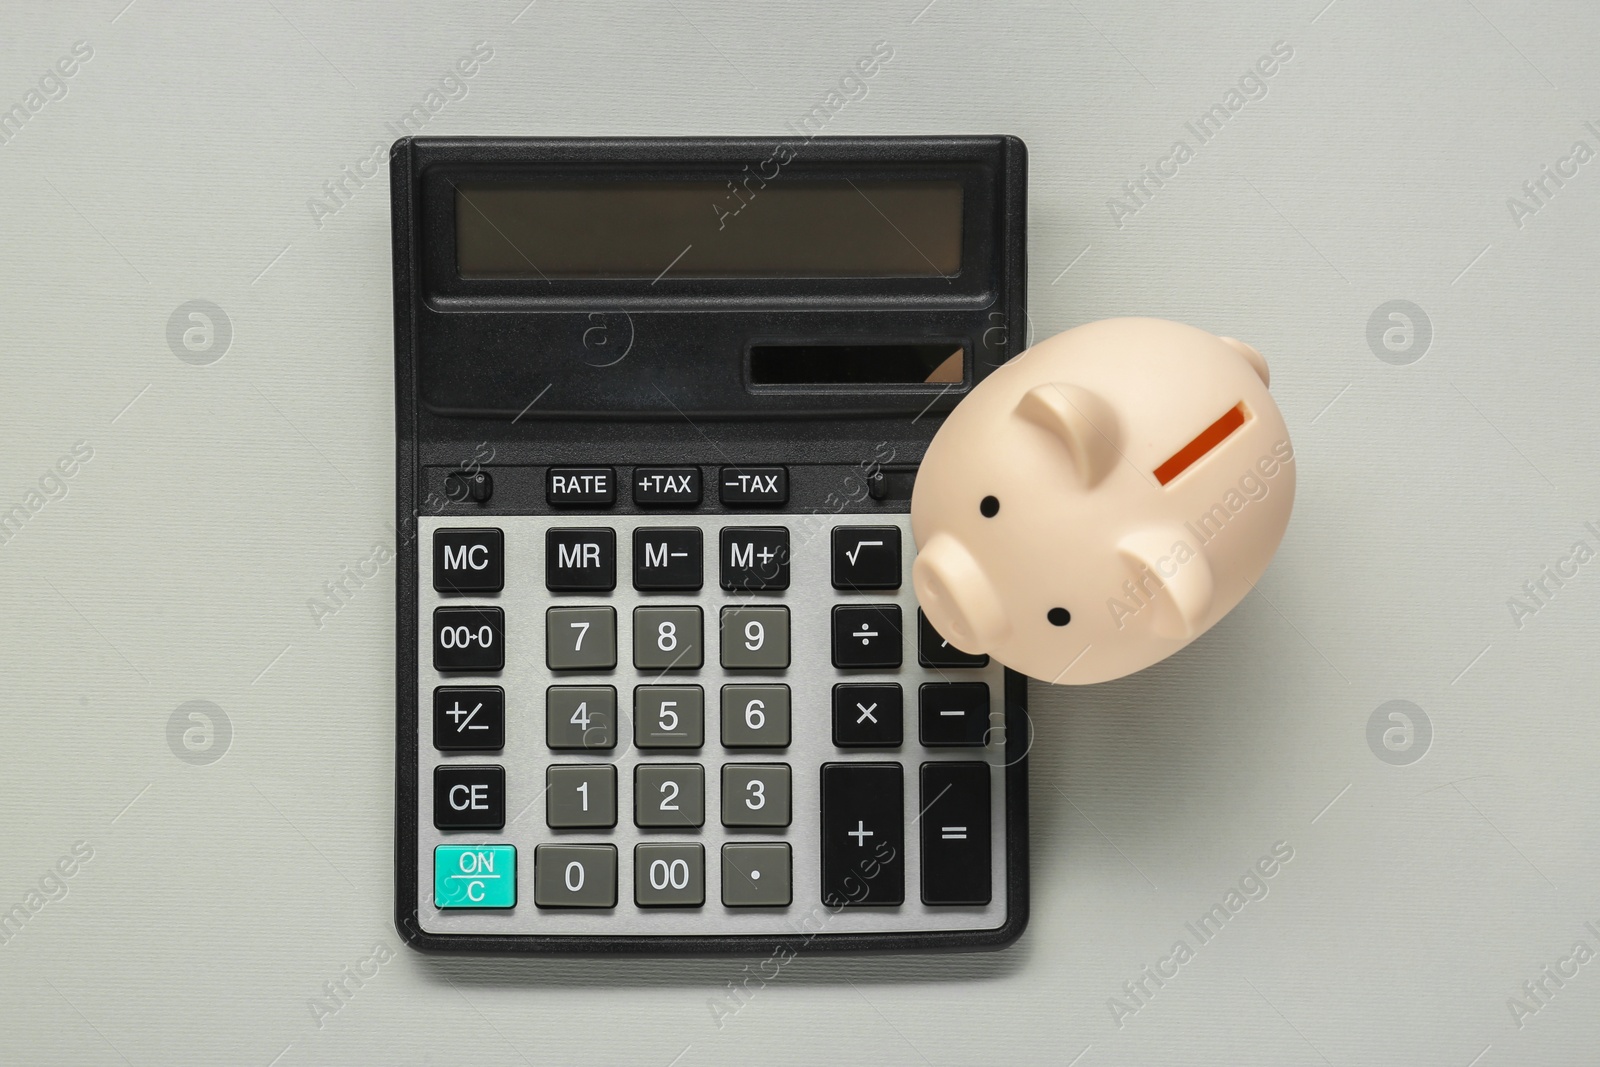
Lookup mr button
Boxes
[433,528,503,594]
[547,528,617,592]
[433,765,505,830]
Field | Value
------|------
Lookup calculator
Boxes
[392,136,1029,953]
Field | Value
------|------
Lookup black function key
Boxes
[546,467,616,507]
[831,683,903,748]
[632,466,701,506]
[433,764,506,830]
[831,526,901,591]
[920,762,991,905]
[433,606,505,672]
[720,527,790,591]
[820,762,904,906]
[433,686,505,751]
[719,466,787,506]
[831,604,902,669]
[433,528,504,594]
[546,528,616,592]
[633,527,702,591]
[917,609,990,668]
[919,682,992,746]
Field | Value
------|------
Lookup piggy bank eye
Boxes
[1047,608,1071,627]
[979,495,1000,518]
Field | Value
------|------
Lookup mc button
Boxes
[433,528,503,594]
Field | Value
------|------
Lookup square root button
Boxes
[434,844,516,909]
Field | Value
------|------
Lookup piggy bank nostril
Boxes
[1047,607,1071,627]
[979,495,1000,517]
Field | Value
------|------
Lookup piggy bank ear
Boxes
[1117,527,1215,641]
[1219,337,1270,386]
[912,533,1011,654]
[1015,383,1120,488]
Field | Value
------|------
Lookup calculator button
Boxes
[545,686,617,750]
[634,686,705,748]
[634,764,705,828]
[546,528,616,592]
[919,683,992,747]
[432,528,504,594]
[633,528,702,591]
[830,604,902,669]
[722,843,792,907]
[632,466,702,506]
[433,686,505,751]
[634,843,706,907]
[546,467,616,507]
[831,526,901,590]
[719,527,790,591]
[546,764,617,829]
[718,465,788,506]
[719,606,790,670]
[434,844,516,909]
[917,609,990,668]
[546,607,616,671]
[433,765,505,831]
[720,684,791,748]
[433,606,505,672]
[533,844,617,908]
[831,683,902,748]
[820,762,904,906]
[920,762,991,905]
[633,606,704,671]
[721,764,792,827]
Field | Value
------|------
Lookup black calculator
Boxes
[392,136,1029,953]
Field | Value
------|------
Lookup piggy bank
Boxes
[911,318,1295,684]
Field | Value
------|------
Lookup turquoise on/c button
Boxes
[434,844,516,909]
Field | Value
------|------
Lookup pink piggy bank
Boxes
[911,318,1295,684]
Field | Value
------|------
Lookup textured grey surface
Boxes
[2,0,1598,1063]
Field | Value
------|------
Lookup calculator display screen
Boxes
[454,180,963,279]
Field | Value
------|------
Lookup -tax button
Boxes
[719,466,787,506]
[434,844,516,909]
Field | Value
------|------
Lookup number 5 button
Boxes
[721,764,791,827]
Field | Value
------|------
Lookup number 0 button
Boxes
[533,844,617,909]
[721,764,791,827]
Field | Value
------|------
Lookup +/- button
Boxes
[546,467,616,507]
[633,467,702,506]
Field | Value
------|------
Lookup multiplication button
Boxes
[831,683,902,748]
[632,467,701,506]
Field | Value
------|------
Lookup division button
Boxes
[633,527,703,591]
[433,685,505,751]
[831,683,902,748]
[434,844,516,909]
[830,604,902,669]
[918,682,992,747]
[546,467,616,507]
[533,844,618,908]
[433,764,505,831]
[831,526,901,591]
[920,762,991,905]
[722,843,792,907]
[917,609,990,668]
[432,606,505,672]
[634,843,706,908]
[433,528,504,594]
[820,762,904,906]
[546,528,616,592]
[720,527,790,591]
[718,466,787,506]
[632,467,702,506]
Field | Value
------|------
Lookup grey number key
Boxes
[546,764,617,828]
[721,763,791,827]
[547,606,616,671]
[534,844,617,908]
[719,606,789,670]
[634,843,705,907]
[546,686,617,750]
[634,764,705,828]
[633,606,703,671]
[634,685,704,748]
[721,684,791,747]
[722,843,792,907]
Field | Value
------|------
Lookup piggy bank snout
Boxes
[912,533,1011,655]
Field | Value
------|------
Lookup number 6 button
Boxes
[721,764,791,827]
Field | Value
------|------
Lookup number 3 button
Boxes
[721,764,791,827]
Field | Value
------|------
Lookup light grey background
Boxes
[1,1,1596,1064]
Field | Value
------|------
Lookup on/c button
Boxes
[434,844,516,909]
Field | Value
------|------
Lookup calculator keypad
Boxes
[419,511,1006,938]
